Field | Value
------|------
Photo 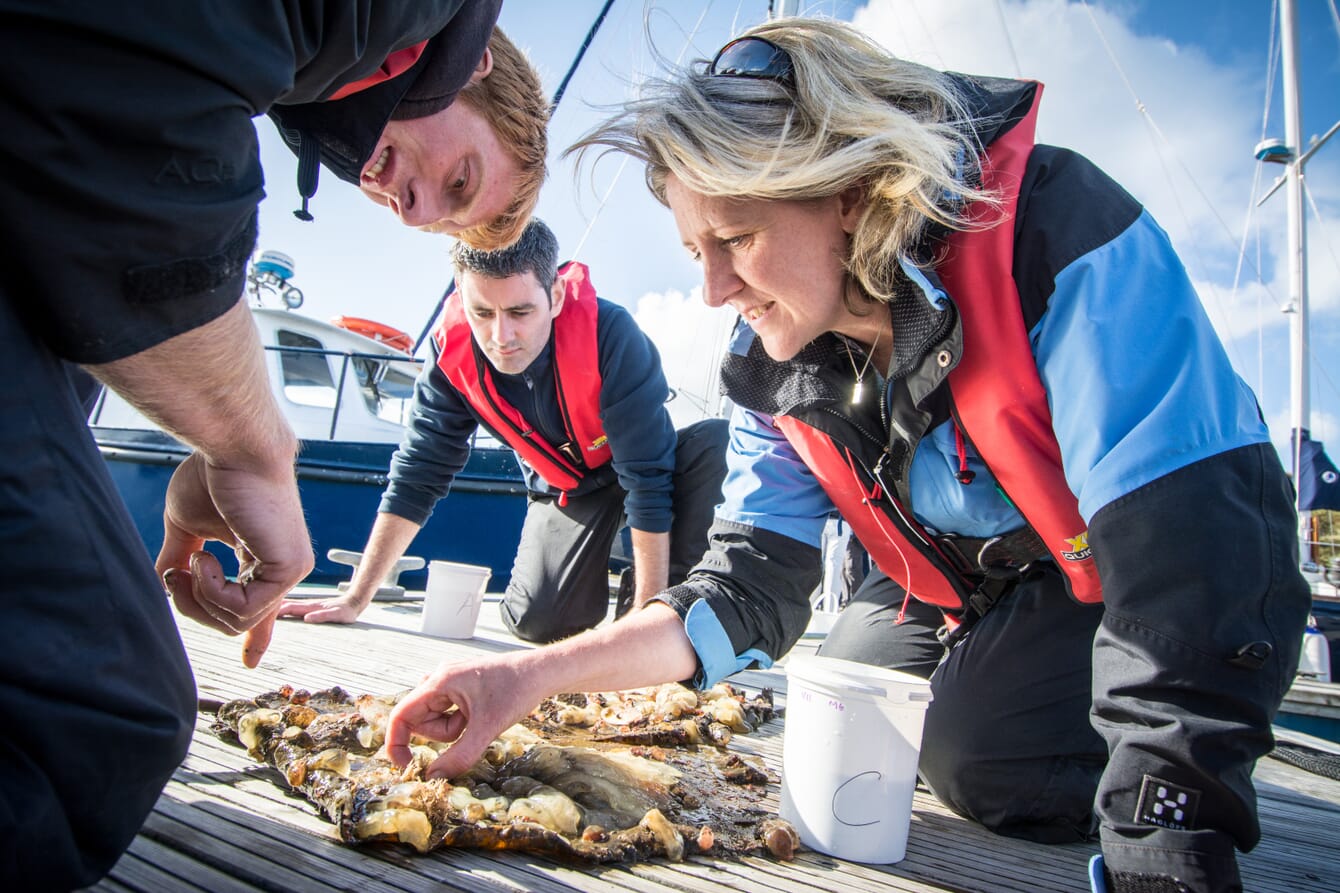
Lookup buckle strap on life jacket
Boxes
[935,526,1048,578]
[934,526,1049,648]
[936,564,1039,648]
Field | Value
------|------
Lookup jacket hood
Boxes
[942,72,1039,149]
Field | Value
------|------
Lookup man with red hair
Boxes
[0,1,547,887]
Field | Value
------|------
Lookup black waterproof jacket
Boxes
[0,0,493,364]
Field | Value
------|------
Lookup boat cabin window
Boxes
[354,359,416,426]
[277,330,338,408]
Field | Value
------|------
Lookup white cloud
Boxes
[632,288,737,429]
[853,0,1340,466]
[853,0,1261,266]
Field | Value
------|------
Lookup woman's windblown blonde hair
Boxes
[567,17,997,302]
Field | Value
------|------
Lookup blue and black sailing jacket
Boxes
[657,74,1273,686]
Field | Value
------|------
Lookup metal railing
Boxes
[88,343,421,442]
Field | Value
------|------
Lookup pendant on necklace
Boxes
[851,379,864,405]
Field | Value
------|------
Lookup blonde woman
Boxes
[388,18,1307,893]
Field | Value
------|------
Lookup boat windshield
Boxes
[353,357,416,426]
[277,330,339,409]
[275,328,421,430]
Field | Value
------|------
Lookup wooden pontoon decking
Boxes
[85,594,1340,893]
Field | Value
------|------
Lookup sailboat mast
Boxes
[1279,0,1312,566]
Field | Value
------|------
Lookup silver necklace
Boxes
[844,329,881,405]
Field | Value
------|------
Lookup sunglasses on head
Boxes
[709,36,795,87]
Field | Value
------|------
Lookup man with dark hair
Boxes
[281,218,728,643]
[0,1,548,887]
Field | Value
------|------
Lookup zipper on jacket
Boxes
[835,414,978,603]
[830,427,933,554]
[547,332,586,471]
[475,346,582,480]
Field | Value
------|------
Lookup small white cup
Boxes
[421,561,491,639]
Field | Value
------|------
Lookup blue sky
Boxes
[253,0,1340,460]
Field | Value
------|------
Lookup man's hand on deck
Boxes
[157,450,314,668]
[385,657,541,780]
[278,511,419,625]
[276,594,369,624]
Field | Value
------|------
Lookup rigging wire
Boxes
[991,0,1023,78]
[1262,0,1280,138]
[1303,179,1340,441]
[551,0,618,111]
[1230,161,1266,396]
[1241,0,1280,402]
[1255,1,1281,403]
[730,0,750,41]
[1078,0,1268,378]
[570,1,716,262]
[1302,182,1340,310]
[570,156,634,262]
[906,2,948,71]
[1256,209,1265,399]
[565,1,734,422]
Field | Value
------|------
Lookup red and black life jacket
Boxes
[774,83,1102,613]
[432,261,613,495]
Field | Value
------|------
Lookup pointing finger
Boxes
[242,607,278,668]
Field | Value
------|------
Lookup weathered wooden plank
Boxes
[122,835,264,893]
[79,877,139,893]
[94,846,217,893]
[639,853,941,893]
[142,798,423,893]
[117,600,1340,893]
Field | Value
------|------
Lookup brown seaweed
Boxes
[212,683,796,864]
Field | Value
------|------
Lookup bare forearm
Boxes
[511,603,697,702]
[629,528,670,608]
[344,513,424,609]
[87,298,295,469]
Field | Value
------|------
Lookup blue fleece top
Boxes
[380,297,678,532]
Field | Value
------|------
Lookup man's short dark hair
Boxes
[452,217,559,291]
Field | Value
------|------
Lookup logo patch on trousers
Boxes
[1134,775,1200,831]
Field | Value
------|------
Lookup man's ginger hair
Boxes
[451,27,549,250]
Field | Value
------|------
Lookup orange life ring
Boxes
[330,316,414,354]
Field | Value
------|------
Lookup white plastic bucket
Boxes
[1299,619,1332,682]
[421,561,491,639]
[780,654,933,863]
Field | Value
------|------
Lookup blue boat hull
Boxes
[94,427,528,591]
